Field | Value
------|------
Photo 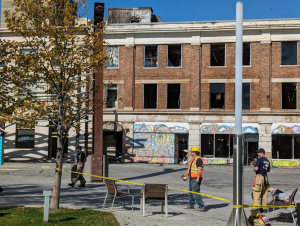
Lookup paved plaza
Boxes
[0,162,298,225]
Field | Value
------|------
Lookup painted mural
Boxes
[272,159,300,167]
[200,123,259,134]
[133,122,188,163]
[0,137,3,165]
[202,158,230,165]
[272,123,300,134]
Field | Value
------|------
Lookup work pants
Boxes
[189,178,204,208]
[252,174,269,206]
[72,163,86,185]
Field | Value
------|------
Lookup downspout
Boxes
[133,46,136,109]
[199,45,202,110]
[269,42,272,109]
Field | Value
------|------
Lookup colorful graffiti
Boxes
[272,124,300,134]
[0,136,3,165]
[202,158,230,165]
[200,123,259,134]
[272,159,300,167]
[133,123,188,163]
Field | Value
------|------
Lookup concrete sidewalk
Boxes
[0,162,298,225]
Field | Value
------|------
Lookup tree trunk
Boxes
[50,102,64,210]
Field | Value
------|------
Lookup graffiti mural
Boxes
[202,158,230,165]
[133,122,188,163]
[272,159,300,167]
[272,123,300,134]
[200,123,259,134]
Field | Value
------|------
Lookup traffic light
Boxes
[94,3,104,25]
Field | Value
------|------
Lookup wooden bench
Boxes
[140,184,168,217]
[102,179,134,211]
[267,188,298,225]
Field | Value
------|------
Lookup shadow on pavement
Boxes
[205,203,230,210]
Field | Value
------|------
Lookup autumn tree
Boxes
[0,0,107,209]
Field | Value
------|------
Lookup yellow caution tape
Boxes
[0,167,297,209]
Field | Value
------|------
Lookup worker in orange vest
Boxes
[183,146,205,211]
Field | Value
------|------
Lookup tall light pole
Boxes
[227,2,249,226]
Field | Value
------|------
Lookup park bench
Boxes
[267,188,297,225]
[102,179,134,211]
[140,183,168,217]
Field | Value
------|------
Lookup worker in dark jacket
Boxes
[68,146,86,188]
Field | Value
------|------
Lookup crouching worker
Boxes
[68,146,86,188]
[183,146,205,211]
[252,148,270,213]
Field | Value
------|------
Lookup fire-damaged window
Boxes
[210,83,225,109]
[167,84,181,109]
[282,83,297,109]
[281,41,297,65]
[167,45,181,67]
[106,46,119,68]
[105,84,118,109]
[243,43,251,65]
[273,135,300,159]
[144,84,157,109]
[211,44,225,66]
[242,83,250,110]
[201,134,214,156]
[144,45,158,67]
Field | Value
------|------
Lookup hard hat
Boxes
[191,146,200,152]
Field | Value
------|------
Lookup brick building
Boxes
[102,16,300,167]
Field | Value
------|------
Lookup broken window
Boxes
[144,84,157,109]
[144,45,158,67]
[294,135,300,159]
[243,43,251,65]
[167,45,181,67]
[282,83,297,109]
[201,134,214,156]
[215,134,230,158]
[272,135,293,159]
[281,41,297,65]
[105,84,118,109]
[242,83,250,110]
[211,44,225,66]
[167,84,181,109]
[210,83,225,109]
[106,46,119,68]
[16,124,35,148]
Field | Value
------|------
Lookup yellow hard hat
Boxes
[191,146,200,152]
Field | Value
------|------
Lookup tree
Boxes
[0,0,107,209]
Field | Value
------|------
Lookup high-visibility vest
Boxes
[188,156,204,178]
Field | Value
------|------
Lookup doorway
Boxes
[244,141,258,165]
[176,134,188,163]
[48,127,68,159]
[103,131,122,161]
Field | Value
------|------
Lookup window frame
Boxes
[15,124,35,149]
[166,83,181,109]
[243,43,251,66]
[242,82,251,110]
[167,44,182,67]
[143,83,158,109]
[210,43,226,67]
[281,82,297,110]
[106,46,119,68]
[144,45,158,68]
[105,84,118,109]
[210,83,225,109]
[281,41,298,66]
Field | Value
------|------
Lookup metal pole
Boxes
[227,2,249,225]
[43,190,52,222]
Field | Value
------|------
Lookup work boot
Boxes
[184,205,194,209]
[195,206,205,211]
[68,183,74,187]
[78,183,85,188]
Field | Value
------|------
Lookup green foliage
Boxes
[0,207,119,226]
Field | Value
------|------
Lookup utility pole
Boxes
[227,2,249,226]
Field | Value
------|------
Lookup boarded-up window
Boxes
[281,41,297,65]
[211,44,225,66]
[210,83,225,109]
[106,84,118,109]
[167,45,181,67]
[282,83,297,109]
[106,46,119,68]
[144,84,157,109]
[243,43,251,65]
[242,83,250,110]
[144,46,158,67]
[167,84,181,109]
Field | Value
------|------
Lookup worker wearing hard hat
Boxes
[183,146,205,211]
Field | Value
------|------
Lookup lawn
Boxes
[0,208,119,226]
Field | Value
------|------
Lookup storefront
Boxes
[133,122,189,163]
[272,123,300,167]
[200,123,259,165]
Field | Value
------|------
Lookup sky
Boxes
[81,0,300,22]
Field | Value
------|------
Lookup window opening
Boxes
[281,41,297,65]
[294,135,300,159]
[282,83,297,109]
[201,134,214,157]
[178,134,189,163]
[272,135,293,159]
[210,83,225,109]
[16,124,35,148]
[144,84,157,109]
[144,45,158,67]
[167,45,181,67]
[243,43,251,65]
[242,83,250,110]
[106,46,119,68]
[167,84,181,109]
[106,84,118,109]
[211,44,225,66]
[215,134,230,158]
